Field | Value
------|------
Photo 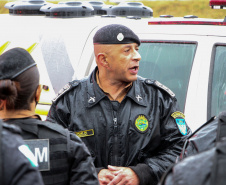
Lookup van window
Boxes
[210,45,226,117]
[138,41,197,112]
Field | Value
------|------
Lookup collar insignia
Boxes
[88,97,96,103]
[136,95,142,102]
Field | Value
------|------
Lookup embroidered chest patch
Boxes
[135,115,149,133]
[75,129,94,138]
[171,111,187,136]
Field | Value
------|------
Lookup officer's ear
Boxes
[35,85,42,103]
[0,100,6,111]
[97,53,110,69]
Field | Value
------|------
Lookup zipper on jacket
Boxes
[113,118,117,135]
[113,117,118,166]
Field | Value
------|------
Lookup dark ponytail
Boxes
[0,80,19,109]
[0,66,39,111]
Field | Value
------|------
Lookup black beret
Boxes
[0,47,36,80]
[93,24,140,46]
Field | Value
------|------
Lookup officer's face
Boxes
[106,43,141,83]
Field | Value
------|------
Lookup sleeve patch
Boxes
[171,111,185,119]
[171,111,187,135]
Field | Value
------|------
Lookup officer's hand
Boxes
[107,165,140,185]
[98,169,116,185]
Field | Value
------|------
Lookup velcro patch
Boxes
[24,139,50,171]
[75,129,94,138]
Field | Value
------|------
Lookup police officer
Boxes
[159,111,226,185]
[0,119,44,185]
[47,24,191,185]
[0,48,99,185]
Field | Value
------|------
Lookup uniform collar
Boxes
[126,77,146,107]
[86,67,107,108]
[96,70,132,103]
[86,67,146,107]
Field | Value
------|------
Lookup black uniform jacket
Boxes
[1,121,44,185]
[47,67,191,185]
[5,117,99,185]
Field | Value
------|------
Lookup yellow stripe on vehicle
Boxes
[0,41,11,55]
[27,43,38,53]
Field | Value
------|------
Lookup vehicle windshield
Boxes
[210,45,226,117]
[138,41,197,112]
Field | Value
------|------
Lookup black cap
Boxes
[93,24,140,46]
[0,47,36,80]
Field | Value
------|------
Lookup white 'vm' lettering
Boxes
[35,147,48,163]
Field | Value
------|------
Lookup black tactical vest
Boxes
[5,118,71,185]
[0,120,22,185]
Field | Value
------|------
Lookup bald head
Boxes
[94,44,114,58]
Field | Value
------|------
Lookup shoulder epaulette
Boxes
[52,80,80,103]
[144,79,175,98]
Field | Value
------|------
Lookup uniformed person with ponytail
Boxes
[0,48,99,185]
[0,119,44,185]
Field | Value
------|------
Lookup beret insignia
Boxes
[117,33,124,41]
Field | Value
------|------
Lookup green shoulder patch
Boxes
[171,111,187,136]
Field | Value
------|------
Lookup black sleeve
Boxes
[69,132,99,185]
[143,94,192,184]
[47,95,71,128]
[2,131,44,185]
[129,163,152,185]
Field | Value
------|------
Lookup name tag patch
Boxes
[75,129,94,138]
[24,139,50,171]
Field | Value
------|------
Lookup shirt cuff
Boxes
[129,163,156,185]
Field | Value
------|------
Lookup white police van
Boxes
[1,0,226,131]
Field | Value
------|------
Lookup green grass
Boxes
[1,0,226,19]
[142,0,226,19]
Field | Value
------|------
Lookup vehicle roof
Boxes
[1,14,226,35]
